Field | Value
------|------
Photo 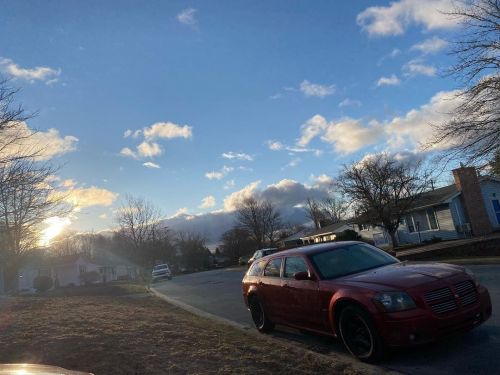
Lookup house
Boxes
[17,252,139,292]
[355,166,500,247]
[281,222,355,248]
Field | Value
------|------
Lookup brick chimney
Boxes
[452,166,493,236]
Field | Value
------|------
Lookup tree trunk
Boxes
[388,230,398,254]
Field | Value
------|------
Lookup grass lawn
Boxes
[0,283,380,375]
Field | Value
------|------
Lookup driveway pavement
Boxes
[153,265,500,375]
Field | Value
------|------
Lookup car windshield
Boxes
[309,243,398,280]
[153,265,168,271]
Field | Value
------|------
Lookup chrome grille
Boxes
[424,287,457,315]
[424,287,453,303]
[454,280,477,307]
[431,299,458,314]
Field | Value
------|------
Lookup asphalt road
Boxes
[153,265,500,375]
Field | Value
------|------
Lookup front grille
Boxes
[424,287,457,315]
[423,280,478,315]
[454,280,477,307]
[424,287,454,303]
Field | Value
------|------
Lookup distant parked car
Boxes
[151,263,172,283]
[247,248,279,268]
[238,254,252,266]
[242,241,492,362]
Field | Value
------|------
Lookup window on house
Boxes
[427,208,438,230]
[405,216,415,233]
[493,199,500,224]
[79,265,87,274]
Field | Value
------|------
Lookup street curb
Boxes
[149,287,401,375]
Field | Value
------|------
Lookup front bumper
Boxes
[374,286,492,347]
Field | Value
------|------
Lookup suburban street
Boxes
[153,264,500,375]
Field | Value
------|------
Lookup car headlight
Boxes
[464,267,480,287]
[374,292,416,312]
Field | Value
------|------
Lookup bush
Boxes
[79,271,101,286]
[33,275,53,292]
[336,229,362,241]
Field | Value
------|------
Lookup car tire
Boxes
[249,296,274,333]
[338,305,385,362]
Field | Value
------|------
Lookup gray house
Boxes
[356,166,500,248]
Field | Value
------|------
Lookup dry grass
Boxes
[0,284,372,375]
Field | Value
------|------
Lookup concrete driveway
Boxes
[153,264,500,375]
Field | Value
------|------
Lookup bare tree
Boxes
[114,195,163,265]
[304,198,324,229]
[0,159,68,256]
[430,0,500,163]
[320,195,348,224]
[337,154,431,250]
[220,227,254,263]
[235,197,282,249]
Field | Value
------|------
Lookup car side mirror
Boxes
[294,271,312,281]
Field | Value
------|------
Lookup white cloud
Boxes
[320,118,383,154]
[0,57,61,84]
[310,174,334,189]
[267,140,284,151]
[59,185,119,210]
[143,122,193,140]
[403,59,437,76]
[143,161,161,169]
[384,90,462,150]
[177,8,197,25]
[377,74,401,87]
[123,129,133,138]
[205,165,234,180]
[0,122,78,161]
[199,195,216,209]
[357,0,457,37]
[170,207,189,218]
[300,80,335,98]
[137,141,162,158]
[338,98,362,108]
[120,147,138,159]
[297,114,328,147]
[222,151,253,161]
[284,157,301,168]
[411,37,448,55]
[99,213,108,219]
[61,179,77,188]
[223,181,261,211]
[223,179,235,190]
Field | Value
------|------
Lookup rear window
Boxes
[263,258,282,277]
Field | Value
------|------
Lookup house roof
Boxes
[304,222,352,238]
[409,184,459,211]
[282,228,314,242]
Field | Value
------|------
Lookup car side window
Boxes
[284,257,309,278]
[247,260,266,276]
[254,251,262,259]
[263,258,282,278]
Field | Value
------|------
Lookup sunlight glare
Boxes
[39,216,71,247]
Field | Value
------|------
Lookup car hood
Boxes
[0,364,92,374]
[337,261,465,290]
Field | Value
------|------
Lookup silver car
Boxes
[151,263,172,282]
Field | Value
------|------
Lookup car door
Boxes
[258,257,285,322]
[281,256,323,331]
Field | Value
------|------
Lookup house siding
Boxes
[480,180,500,229]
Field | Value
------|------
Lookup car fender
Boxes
[328,290,378,335]
[244,284,261,307]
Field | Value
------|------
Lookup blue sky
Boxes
[0,0,464,236]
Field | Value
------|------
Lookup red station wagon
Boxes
[241,241,492,361]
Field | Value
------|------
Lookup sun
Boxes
[39,216,71,247]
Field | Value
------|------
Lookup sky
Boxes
[0,0,467,242]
